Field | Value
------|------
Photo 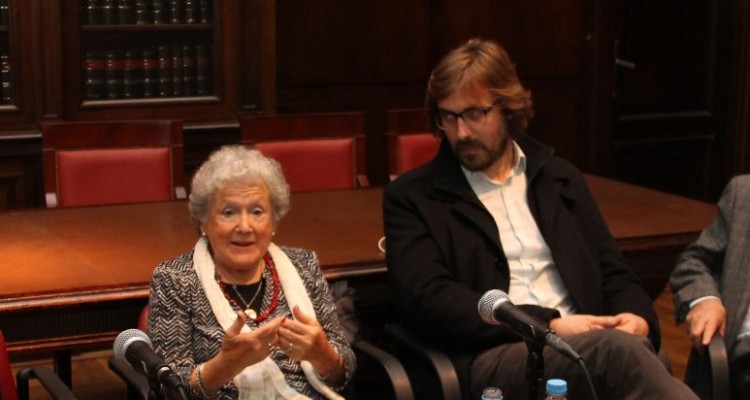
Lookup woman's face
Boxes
[201,180,275,276]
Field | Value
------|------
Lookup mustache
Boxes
[455,138,487,152]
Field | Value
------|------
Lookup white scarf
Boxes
[193,237,344,400]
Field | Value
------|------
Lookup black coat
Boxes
[383,134,659,380]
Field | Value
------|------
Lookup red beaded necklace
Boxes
[216,254,280,324]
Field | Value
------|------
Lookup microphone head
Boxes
[478,289,511,325]
[113,328,151,362]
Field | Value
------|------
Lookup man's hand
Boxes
[549,314,620,336]
[684,298,726,349]
[550,312,649,338]
[612,312,649,337]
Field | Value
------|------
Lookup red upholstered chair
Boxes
[239,112,368,192]
[41,120,186,208]
[386,108,440,180]
[0,330,78,400]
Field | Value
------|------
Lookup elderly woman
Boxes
[148,145,355,399]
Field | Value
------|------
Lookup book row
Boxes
[84,0,212,25]
[83,44,212,100]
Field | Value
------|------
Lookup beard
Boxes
[453,130,511,172]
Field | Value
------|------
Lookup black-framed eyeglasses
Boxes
[435,105,496,130]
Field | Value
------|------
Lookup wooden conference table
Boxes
[0,176,717,381]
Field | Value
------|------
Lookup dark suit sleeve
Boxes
[670,179,734,322]
[558,170,661,348]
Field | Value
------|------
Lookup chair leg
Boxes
[53,350,73,388]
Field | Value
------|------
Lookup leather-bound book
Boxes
[122,51,142,98]
[199,0,211,24]
[142,49,158,97]
[171,45,183,96]
[101,0,117,25]
[134,0,150,24]
[105,51,123,99]
[195,44,210,95]
[83,51,105,100]
[84,0,101,25]
[1,54,12,102]
[117,0,134,25]
[184,0,197,23]
[168,0,183,24]
[151,0,165,24]
[182,45,195,96]
[157,45,171,97]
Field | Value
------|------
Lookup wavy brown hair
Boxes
[426,38,534,137]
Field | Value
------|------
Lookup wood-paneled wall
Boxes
[274,0,594,185]
[1,0,749,209]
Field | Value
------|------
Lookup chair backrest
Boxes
[41,120,186,208]
[239,112,367,192]
[138,306,150,333]
[0,330,19,400]
[386,108,440,179]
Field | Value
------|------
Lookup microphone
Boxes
[113,329,187,398]
[478,289,581,361]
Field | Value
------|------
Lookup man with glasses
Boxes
[383,38,698,399]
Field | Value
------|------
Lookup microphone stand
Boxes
[524,340,545,400]
[147,376,162,400]
[146,380,188,400]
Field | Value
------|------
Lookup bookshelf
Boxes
[0,0,275,209]
[54,0,274,122]
[80,1,215,102]
[0,0,12,107]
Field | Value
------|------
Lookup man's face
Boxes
[436,88,511,173]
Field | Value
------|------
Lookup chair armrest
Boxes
[16,366,77,400]
[353,340,414,400]
[356,174,371,188]
[385,323,461,400]
[45,192,58,208]
[108,357,152,400]
[708,334,729,400]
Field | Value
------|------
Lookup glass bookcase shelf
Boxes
[81,24,212,31]
[78,0,215,102]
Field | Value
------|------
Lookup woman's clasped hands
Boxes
[219,305,336,373]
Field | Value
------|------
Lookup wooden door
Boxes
[608,0,732,200]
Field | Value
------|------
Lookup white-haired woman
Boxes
[148,145,355,399]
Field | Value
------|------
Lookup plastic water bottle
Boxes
[545,378,568,400]
[481,387,503,400]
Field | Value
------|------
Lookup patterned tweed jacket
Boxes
[148,245,356,399]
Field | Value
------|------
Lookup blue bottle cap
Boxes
[546,379,568,395]
[482,386,503,399]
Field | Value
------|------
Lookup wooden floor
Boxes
[12,287,692,399]
[655,286,691,381]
